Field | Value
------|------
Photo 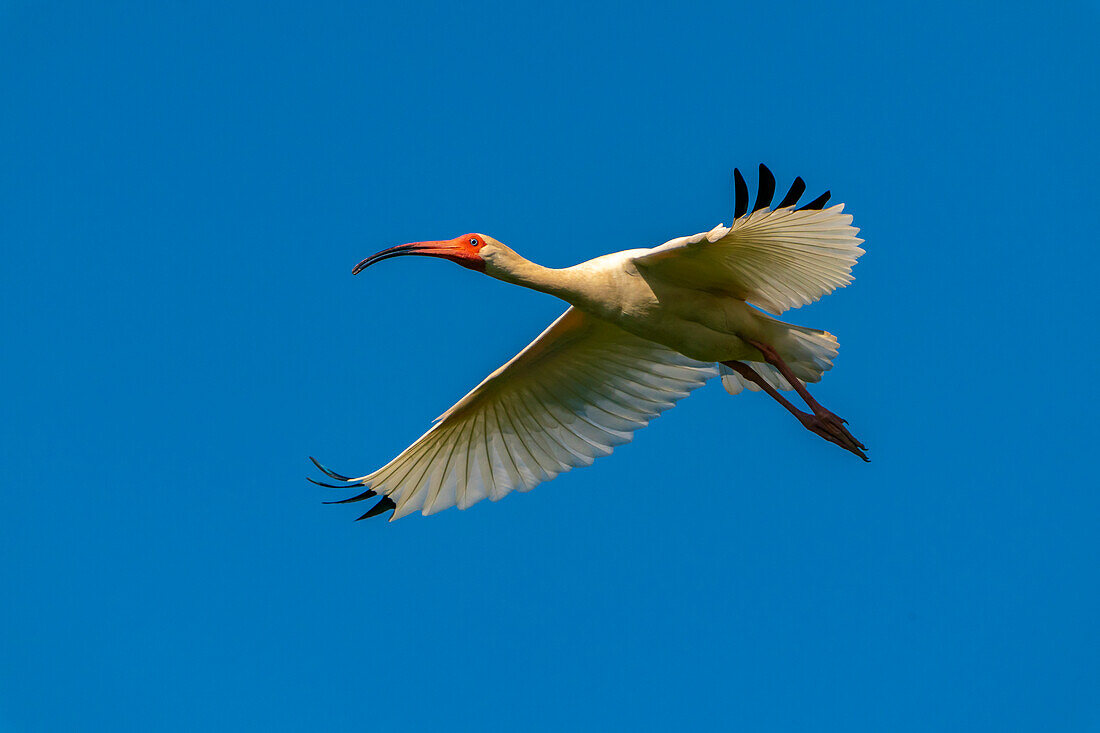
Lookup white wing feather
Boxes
[634,204,865,315]
[346,307,716,520]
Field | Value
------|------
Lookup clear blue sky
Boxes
[2,1,1097,730]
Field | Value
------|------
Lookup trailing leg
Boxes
[723,358,868,461]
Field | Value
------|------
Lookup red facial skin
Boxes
[352,234,486,274]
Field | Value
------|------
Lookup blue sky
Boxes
[2,1,1097,730]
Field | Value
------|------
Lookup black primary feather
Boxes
[308,477,362,490]
[798,191,831,210]
[324,489,378,506]
[357,496,397,520]
[733,168,748,219]
[324,487,379,505]
[309,456,354,482]
[777,176,806,208]
[753,164,775,212]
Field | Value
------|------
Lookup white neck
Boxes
[490,256,575,297]
[482,244,589,301]
[480,240,618,318]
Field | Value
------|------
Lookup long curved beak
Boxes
[351,241,452,274]
[352,236,480,274]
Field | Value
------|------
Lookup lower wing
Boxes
[313,307,717,520]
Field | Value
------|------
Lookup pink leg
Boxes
[725,354,868,461]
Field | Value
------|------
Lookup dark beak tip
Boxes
[350,242,425,275]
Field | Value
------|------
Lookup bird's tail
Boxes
[719,324,838,394]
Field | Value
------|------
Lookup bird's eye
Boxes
[469,238,479,246]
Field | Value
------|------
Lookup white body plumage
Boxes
[314,168,866,520]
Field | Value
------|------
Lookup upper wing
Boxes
[634,167,865,315]
[319,308,717,520]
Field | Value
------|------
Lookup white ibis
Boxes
[311,165,867,521]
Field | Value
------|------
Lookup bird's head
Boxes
[353,233,519,276]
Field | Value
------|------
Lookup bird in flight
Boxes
[311,165,867,521]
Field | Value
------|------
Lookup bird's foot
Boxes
[814,407,867,452]
[797,410,869,461]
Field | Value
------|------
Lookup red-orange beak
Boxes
[352,235,483,274]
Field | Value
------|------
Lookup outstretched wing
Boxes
[314,308,716,520]
[634,165,865,315]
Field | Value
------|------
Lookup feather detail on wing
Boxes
[633,166,865,315]
[319,308,716,520]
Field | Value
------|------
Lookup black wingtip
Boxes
[309,456,354,482]
[357,496,397,520]
[733,168,748,219]
[777,176,806,208]
[753,164,776,212]
[798,190,831,210]
[308,476,363,490]
[323,488,378,505]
